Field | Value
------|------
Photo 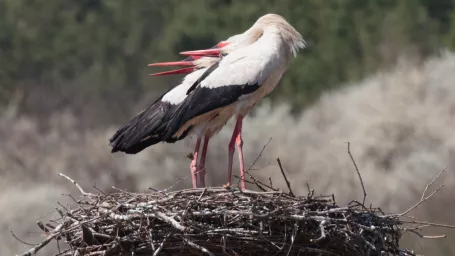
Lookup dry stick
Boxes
[421,166,446,201]
[247,137,272,172]
[408,230,446,239]
[180,236,215,256]
[16,223,64,256]
[401,220,455,229]
[239,137,273,191]
[237,174,274,192]
[155,211,187,232]
[10,231,38,246]
[58,173,92,196]
[310,220,327,243]
[286,223,299,256]
[400,184,444,216]
[161,174,192,193]
[347,142,367,205]
[152,232,172,256]
[277,157,295,197]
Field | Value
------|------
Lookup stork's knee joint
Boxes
[236,136,243,147]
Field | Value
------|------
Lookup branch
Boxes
[347,142,367,205]
[400,184,444,216]
[16,223,64,256]
[247,137,272,172]
[277,157,295,197]
[180,235,215,256]
[310,220,327,243]
[399,167,446,216]
[421,166,446,201]
[58,173,92,196]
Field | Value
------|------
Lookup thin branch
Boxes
[421,166,446,201]
[180,236,215,256]
[152,232,172,256]
[277,157,295,197]
[347,142,367,205]
[401,220,455,229]
[16,223,64,256]
[58,173,91,196]
[247,137,272,172]
[310,220,327,243]
[408,230,446,239]
[400,184,444,216]
[154,211,187,232]
[11,231,38,246]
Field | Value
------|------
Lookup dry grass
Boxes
[3,51,455,255]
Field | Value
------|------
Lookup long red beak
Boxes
[148,56,197,76]
[148,61,193,67]
[180,40,230,56]
[150,67,195,76]
[148,41,230,76]
[179,49,221,56]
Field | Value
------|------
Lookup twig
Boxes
[401,220,455,229]
[421,166,446,201]
[347,142,367,204]
[155,211,187,232]
[58,173,91,196]
[400,184,444,216]
[277,157,295,197]
[10,231,38,246]
[180,236,215,256]
[16,223,64,256]
[408,230,446,239]
[247,137,272,172]
[310,220,327,242]
[286,222,299,256]
[152,232,172,256]
[161,174,191,193]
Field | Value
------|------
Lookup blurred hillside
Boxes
[2,0,455,119]
[2,1,455,255]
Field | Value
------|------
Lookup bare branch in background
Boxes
[399,166,447,216]
[347,142,367,205]
[277,157,295,197]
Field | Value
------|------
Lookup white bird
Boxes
[154,14,306,190]
[109,35,245,188]
[110,14,305,190]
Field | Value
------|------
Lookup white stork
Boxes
[109,36,244,189]
[110,13,305,190]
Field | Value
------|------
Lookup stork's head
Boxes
[179,14,306,58]
[252,14,306,57]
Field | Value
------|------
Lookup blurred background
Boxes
[2,0,455,255]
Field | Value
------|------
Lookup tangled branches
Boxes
[17,175,425,256]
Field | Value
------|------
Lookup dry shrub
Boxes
[3,52,455,255]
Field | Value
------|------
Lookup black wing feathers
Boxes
[164,83,260,140]
[109,101,174,154]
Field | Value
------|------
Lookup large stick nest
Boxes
[17,175,420,256]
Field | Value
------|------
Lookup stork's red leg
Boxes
[235,116,245,190]
[227,117,242,188]
[190,137,202,188]
[198,134,211,187]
